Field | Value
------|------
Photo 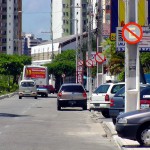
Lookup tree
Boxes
[45,50,76,90]
[102,38,125,79]
[0,54,31,86]
[102,38,150,82]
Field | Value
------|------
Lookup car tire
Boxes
[137,125,150,146]
[19,96,22,99]
[45,94,48,97]
[83,104,87,110]
[57,101,61,111]
[34,96,37,99]
[101,110,110,118]
[112,118,116,125]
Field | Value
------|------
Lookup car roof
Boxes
[20,80,35,83]
[61,83,83,86]
[100,82,125,86]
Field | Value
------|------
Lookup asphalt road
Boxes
[0,94,118,150]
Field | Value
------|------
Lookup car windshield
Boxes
[93,85,110,93]
[60,85,84,93]
[21,82,35,87]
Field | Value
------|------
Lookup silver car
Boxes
[57,83,87,110]
[18,80,37,99]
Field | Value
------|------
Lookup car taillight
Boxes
[82,92,87,98]
[58,92,62,97]
[110,98,114,107]
[105,94,109,101]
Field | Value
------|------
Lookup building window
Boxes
[63,4,65,8]
[66,12,68,16]
[82,4,86,8]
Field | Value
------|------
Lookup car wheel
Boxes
[83,104,87,110]
[45,94,48,97]
[34,96,37,99]
[101,110,110,118]
[19,96,22,99]
[137,125,150,146]
[112,118,116,125]
[57,101,61,111]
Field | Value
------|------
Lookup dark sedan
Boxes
[109,84,150,124]
[116,108,150,146]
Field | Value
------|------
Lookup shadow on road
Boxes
[59,108,85,111]
[0,113,28,118]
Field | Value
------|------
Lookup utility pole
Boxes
[76,18,79,83]
[96,0,103,87]
[87,0,92,97]
[125,0,140,112]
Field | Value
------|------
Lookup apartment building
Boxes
[0,0,22,54]
[22,33,46,56]
[52,0,88,39]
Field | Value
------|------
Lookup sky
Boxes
[22,0,51,40]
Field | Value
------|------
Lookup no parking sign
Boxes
[95,52,106,64]
[86,59,93,68]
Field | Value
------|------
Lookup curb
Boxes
[0,92,17,100]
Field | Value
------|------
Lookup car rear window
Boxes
[140,87,150,99]
[21,82,35,87]
[60,85,84,93]
[94,85,110,93]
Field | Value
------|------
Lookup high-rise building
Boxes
[0,0,22,54]
[52,0,88,39]
[22,33,46,56]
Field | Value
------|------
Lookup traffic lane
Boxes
[0,95,118,150]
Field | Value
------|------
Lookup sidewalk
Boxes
[103,121,150,150]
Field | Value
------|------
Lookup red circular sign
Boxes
[122,22,143,44]
[86,59,93,68]
[78,59,83,66]
[95,52,106,64]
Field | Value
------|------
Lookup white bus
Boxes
[22,65,49,89]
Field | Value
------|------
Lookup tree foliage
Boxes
[45,50,76,76]
[102,38,125,76]
[102,38,150,81]
[0,54,31,84]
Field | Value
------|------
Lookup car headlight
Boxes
[117,118,127,124]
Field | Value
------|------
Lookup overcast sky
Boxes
[22,0,51,40]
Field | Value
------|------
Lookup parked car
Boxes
[57,83,87,111]
[37,87,48,97]
[18,80,37,99]
[47,85,56,94]
[89,82,125,118]
[109,84,150,124]
[116,108,150,146]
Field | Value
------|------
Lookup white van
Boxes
[18,80,37,99]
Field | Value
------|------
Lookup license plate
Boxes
[69,101,76,105]
[25,90,30,93]
[141,104,149,109]
[94,104,100,107]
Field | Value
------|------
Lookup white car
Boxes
[89,82,125,118]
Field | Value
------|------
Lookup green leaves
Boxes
[45,50,76,77]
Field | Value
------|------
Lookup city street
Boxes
[0,94,118,150]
